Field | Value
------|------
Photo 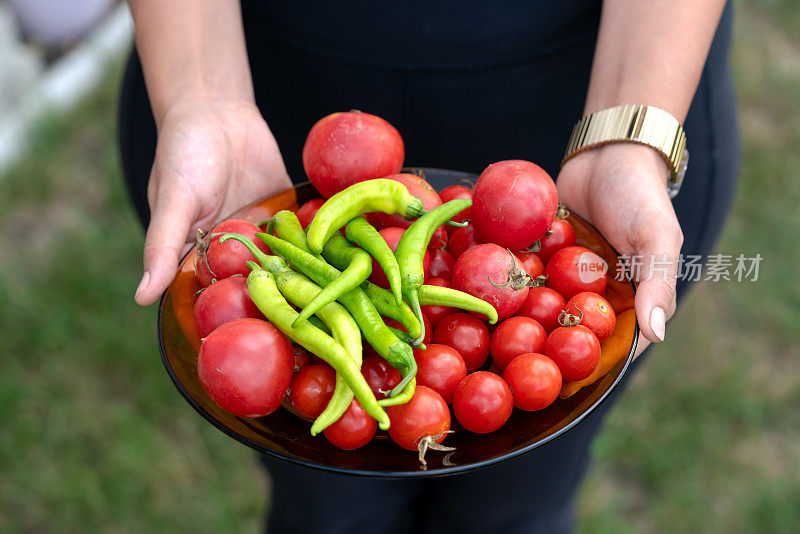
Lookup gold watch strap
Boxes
[562,105,689,199]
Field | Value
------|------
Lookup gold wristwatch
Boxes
[562,104,689,199]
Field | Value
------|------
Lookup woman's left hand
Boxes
[555,143,684,356]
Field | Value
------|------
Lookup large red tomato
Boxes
[302,111,404,198]
[471,160,558,250]
[452,244,529,321]
[197,318,294,418]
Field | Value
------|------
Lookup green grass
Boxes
[0,62,265,533]
[1,1,799,531]
[578,2,800,533]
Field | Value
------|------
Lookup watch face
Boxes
[677,148,689,181]
[668,148,689,199]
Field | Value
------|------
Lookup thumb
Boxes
[134,186,197,306]
[632,232,683,343]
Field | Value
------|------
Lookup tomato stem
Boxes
[558,305,583,327]
[417,430,455,468]
[487,252,534,290]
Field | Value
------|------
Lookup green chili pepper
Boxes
[386,326,425,350]
[286,230,371,329]
[345,216,403,306]
[270,270,363,435]
[267,210,313,254]
[418,284,498,324]
[320,242,422,340]
[257,232,418,397]
[306,179,426,254]
[307,315,331,334]
[378,377,416,407]
[394,199,473,343]
[244,264,389,430]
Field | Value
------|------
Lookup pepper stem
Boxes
[218,233,287,274]
[405,289,426,347]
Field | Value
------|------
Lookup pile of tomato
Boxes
[187,110,631,461]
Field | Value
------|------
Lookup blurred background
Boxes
[1,1,798,532]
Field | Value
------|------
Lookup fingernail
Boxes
[650,306,666,342]
[135,271,151,300]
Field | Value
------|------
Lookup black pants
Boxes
[118,4,739,532]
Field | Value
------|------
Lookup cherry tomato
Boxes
[452,244,528,321]
[197,318,294,418]
[193,276,264,338]
[545,325,601,381]
[536,218,576,263]
[387,386,451,451]
[323,399,377,450]
[370,227,430,289]
[439,184,473,237]
[428,248,455,281]
[545,246,608,300]
[515,287,567,334]
[288,364,336,419]
[384,313,433,346]
[292,345,312,372]
[432,313,491,372]
[489,316,547,372]
[447,224,481,260]
[195,219,271,287]
[420,277,457,327]
[566,292,616,342]
[295,198,326,229]
[503,353,562,411]
[471,160,558,249]
[413,344,467,403]
[516,251,545,278]
[360,355,401,398]
[453,371,513,434]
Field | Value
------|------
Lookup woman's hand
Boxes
[133,98,292,305]
[556,144,684,354]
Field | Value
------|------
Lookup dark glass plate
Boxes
[158,168,638,478]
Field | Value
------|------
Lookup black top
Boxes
[241,0,601,69]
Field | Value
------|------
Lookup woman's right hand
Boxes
[133,97,292,306]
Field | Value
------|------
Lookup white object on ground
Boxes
[0,2,132,175]
[6,0,116,49]
[0,3,43,111]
